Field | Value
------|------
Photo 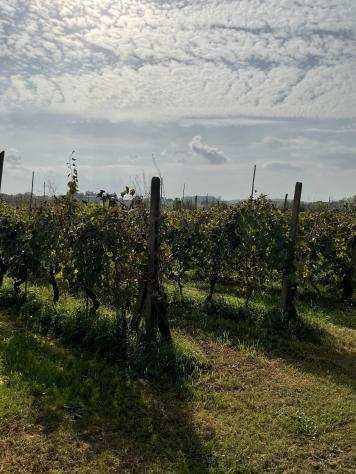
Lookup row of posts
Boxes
[0,151,304,321]
[147,177,303,330]
[0,150,325,320]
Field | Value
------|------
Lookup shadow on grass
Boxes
[0,286,208,382]
[266,284,356,330]
[169,295,356,391]
[197,277,356,331]
[297,297,356,330]
[0,317,213,472]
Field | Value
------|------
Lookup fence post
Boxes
[283,193,288,211]
[0,151,4,193]
[281,182,302,319]
[342,238,356,300]
[29,171,35,209]
[250,164,256,199]
[352,241,356,298]
[145,177,171,342]
[195,195,198,209]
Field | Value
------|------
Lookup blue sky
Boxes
[0,0,355,200]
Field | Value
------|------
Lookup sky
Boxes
[0,0,355,201]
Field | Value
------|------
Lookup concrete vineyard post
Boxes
[281,182,302,319]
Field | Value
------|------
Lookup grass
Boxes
[0,281,355,472]
[0,282,208,381]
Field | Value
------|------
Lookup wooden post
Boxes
[283,193,288,211]
[29,171,35,209]
[342,239,356,300]
[351,241,356,298]
[0,151,4,193]
[145,177,171,342]
[250,165,256,199]
[281,182,302,319]
[195,195,198,209]
[160,177,164,212]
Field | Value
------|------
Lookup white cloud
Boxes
[260,136,317,148]
[0,0,355,121]
[3,148,22,168]
[322,152,356,169]
[257,134,356,171]
[263,162,303,173]
[189,136,228,164]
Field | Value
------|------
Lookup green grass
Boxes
[0,281,355,472]
[0,282,208,382]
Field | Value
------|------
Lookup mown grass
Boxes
[0,280,355,472]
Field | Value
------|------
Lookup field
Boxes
[0,281,355,473]
[0,179,355,472]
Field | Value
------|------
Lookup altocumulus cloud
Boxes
[263,162,303,173]
[321,152,356,170]
[0,0,355,121]
[5,149,22,169]
[190,136,228,165]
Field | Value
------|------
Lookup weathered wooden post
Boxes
[145,177,171,342]
[29,171,35,209]
[250,164,256,199]
[351,240,356,298]
[281,182,302,319]
[283,193,288,211]
[342,238,356,300]
[0,151,4,193]
[0,153,5,285]
[195,195,198,210]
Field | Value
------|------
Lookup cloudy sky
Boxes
[0,0,355,200]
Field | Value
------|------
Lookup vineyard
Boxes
[0,177,355,472]
[0,179,355,358]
